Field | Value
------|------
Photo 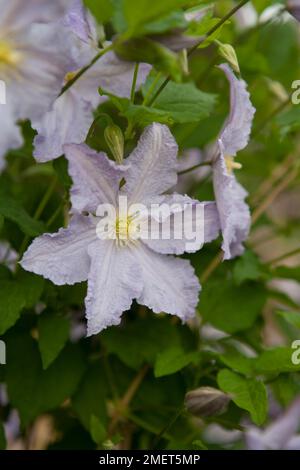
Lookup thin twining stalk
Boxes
[59,43,114,96]
[148,0,251,106]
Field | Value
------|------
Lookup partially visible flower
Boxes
[287,0,300,21]
[32,0,151,162]
[245,396,300,450]
[234,1,258,31]
[21,123,220,336]
[212,64,255,260]
[0,241,18,271]
[176,148,209,194]
[0,0,74,169]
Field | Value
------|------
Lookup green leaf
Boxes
[38,313,71,369]
[122,0,190,36]
[142,79,217,123]
[114,37,184,82]
[16,271,44,309]
[154,347,200,377]
[277,310,300,329]
[200,280,267,334]
[109,96,173,126]
[255,347,300,374]
[101,317,183,369]
[218,369,268,425]
[272,265,300,283]
[0,194,45,236]
[53,156,72,190]
[0,420,6,450]
[233,250,264,285]
[84,0,114,24]
[0,281,26,335]
[72,364,108,430]
[90,415,107,445]
[6,334,86,426]
[0,273,45,334]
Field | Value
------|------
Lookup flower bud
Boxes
[104,124,124,164]
[185,386,230,418]
[217,42,240,75]
[287,1,300,21]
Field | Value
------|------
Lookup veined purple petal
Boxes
[64,143,126,212]
[262,396,300,450]
[20,214,97,285]
[62,0,98,44]
[86,240,143,336]
[213,150,250,260]
[124,123,179,204]
[33,91,94,162]
[218,63,255,156]
[135,243,200,321]
[0,0,70,32]
[0,101,23,170]
[142,195,220,255]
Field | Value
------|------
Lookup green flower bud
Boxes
[217,42,240,75]
[185,386,230,418]
[104,124,124,164]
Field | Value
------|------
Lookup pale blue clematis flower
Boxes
[32,0,151,162]
[0,0,73,169]
[212,64,256,260]
[21,123,220,336]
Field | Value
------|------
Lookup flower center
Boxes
[115,213,139,246]
[0,41,22,68]
[225,155,242,174]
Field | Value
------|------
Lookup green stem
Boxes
[59,44,114,96]
[130,63,139,103]
[18,176,58,261]
[152,406,184,448]
[268,247,300,266]
[178,161,212,176]
[142,72,162,106]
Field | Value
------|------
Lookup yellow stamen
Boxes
[0,41,22,67]
[225,155,242,174]
[115,213,139,247]
[64,70,78,83]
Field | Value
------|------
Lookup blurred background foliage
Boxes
[0,0,300,450]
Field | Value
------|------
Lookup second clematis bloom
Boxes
[21,123,220,336]
[0,0,73,169]
[212,64,255,260]
[32,0,151,162]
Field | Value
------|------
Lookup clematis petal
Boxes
[124,123,179,204]
[135,244,200,321]
[262,396,300,450]
[218,63,255,157]
[99,53,151,98]
[64,143,126,212]
[213,151,250,260]
[9,24,73,121]
[0,0,70,32]
[20,214,97,285]
[85,240,143,336]
[0,102,23,170]
[62,0,97,44]
[245,428,265,450]
[33,92,94,162]
[143,195,220,255]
